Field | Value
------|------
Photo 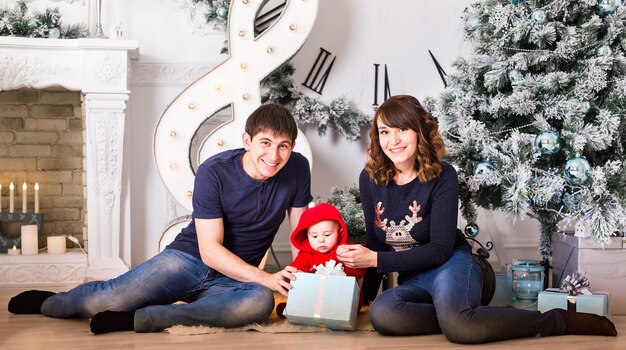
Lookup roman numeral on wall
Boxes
[428,50,448,88]
[301,48,336,95]
[373,63,391,107]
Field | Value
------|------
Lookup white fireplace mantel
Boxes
[0,36,139,285]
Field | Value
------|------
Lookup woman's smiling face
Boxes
[377,120,418,170]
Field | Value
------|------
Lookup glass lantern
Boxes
[511,260,545,301]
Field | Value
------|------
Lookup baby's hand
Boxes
[336,244,349,256]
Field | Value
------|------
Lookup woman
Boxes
[336,95,617,344]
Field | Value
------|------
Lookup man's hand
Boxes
[335,244,350,256]
[336,244,377,269]
[260,265,298,297]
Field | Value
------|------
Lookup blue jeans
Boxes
[41,249,275,332]
[369,250,566,344]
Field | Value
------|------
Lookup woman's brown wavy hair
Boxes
[365,95,446,185]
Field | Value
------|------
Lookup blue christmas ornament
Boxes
[563,156,591,185]
[534,131,561,157]
[474,160,496,175]
[216,6,228,20]
[596,0,622,17]
[465,16,480,31]
[465,223,480,238]
[530,9,549,25]
[48,28,60,39]
[507,69,524,84]
[596,44,613,57]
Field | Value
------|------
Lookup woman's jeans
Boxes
[41,249,275,332]
[369,250,566,344]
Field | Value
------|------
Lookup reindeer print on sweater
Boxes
[375,200,422,251]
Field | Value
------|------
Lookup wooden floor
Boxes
[1,287,624,350]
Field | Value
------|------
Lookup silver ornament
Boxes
[507,69,524,84]
[563,157,591,185]
[530,9,549,25]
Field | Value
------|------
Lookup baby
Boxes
[277,203,366,317]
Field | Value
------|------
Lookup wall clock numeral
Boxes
[301,47,336,95]
[428,50,448,88]
[373,63,391,107]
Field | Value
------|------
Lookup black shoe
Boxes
[8,290,56,314]
[90,311,135,334]
[555,309,617,336]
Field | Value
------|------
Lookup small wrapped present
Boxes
[284,271,360,330]
[538,288,611,317]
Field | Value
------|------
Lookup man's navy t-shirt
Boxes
[166,148,312,267]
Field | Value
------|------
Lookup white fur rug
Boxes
[165,312,374,335]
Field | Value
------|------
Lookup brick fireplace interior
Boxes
[0,89,86,249]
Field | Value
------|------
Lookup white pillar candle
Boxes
[7,244,20,255]
[47,235,66,255]
[22,183,27,213]
[9,182,14,213]
[34,183,40,213]
[0,184,2,213]
[21,225,39,255]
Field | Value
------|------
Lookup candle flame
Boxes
[23,183,27,190]
[9,182,14,189]
[12,244,16,250]
[35,183,40,190]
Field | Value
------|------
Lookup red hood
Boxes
[290,203,349,253]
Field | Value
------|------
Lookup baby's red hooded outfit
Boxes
[290,203,366,279]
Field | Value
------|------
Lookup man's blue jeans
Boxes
[41,249,275,332]
[369,250,566,344]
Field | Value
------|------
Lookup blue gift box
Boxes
[284,272,360,330]
[537,288,610,317]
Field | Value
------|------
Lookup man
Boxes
[8,103,312,334]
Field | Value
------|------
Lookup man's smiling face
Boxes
[242,130,294,181]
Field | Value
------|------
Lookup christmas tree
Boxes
[426,0,626,260]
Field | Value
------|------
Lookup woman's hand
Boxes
[336,244,377,269]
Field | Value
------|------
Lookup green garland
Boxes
[0,1,87,39]
[195,0,370,141]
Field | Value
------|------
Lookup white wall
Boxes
[10,0,543,268]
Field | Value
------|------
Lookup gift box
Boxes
[284,272,360,330]
[551,231,625,314]
[538,288,611,317]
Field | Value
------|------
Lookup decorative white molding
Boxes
[92,54,125,86]
[0,250,87,287]
[130,62,213,85]
[0,53,71,90]
[0,36,138,284]
[84,93,129,280]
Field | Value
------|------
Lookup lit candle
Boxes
[21,225,39,255]
[34,183,40,213]
[47,235,66,255]
[7,244,21,255]
[0,184,2,213]
[22,183,27,213]
[9,182,14,213]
